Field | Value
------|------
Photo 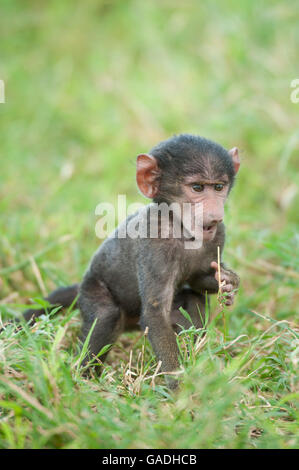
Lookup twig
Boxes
[150,360,162,390]
[217,245,226,341]
[217,246,222,292]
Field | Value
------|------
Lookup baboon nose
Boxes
[208,215,223,225]
[203,215,223,231]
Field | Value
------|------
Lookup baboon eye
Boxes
[214,184,224,191]
[192,184,204,192]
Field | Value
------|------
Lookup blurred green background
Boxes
[0,0,298,449]
[0,0,298,289]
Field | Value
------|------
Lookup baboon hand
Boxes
[210,261,240,306]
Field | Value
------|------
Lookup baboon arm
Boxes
[137,247,181,386]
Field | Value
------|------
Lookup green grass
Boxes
[0,0,298,449]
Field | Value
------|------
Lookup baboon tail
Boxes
[23,283,80,325]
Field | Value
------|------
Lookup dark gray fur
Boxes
[20,134,240,389]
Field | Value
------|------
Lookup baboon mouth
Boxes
[203,223,217,232]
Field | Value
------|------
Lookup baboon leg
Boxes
[171,287,207,334]
[78,275,124,369]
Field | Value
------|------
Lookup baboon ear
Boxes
[136,154,160,199]
[228,147,240,174]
